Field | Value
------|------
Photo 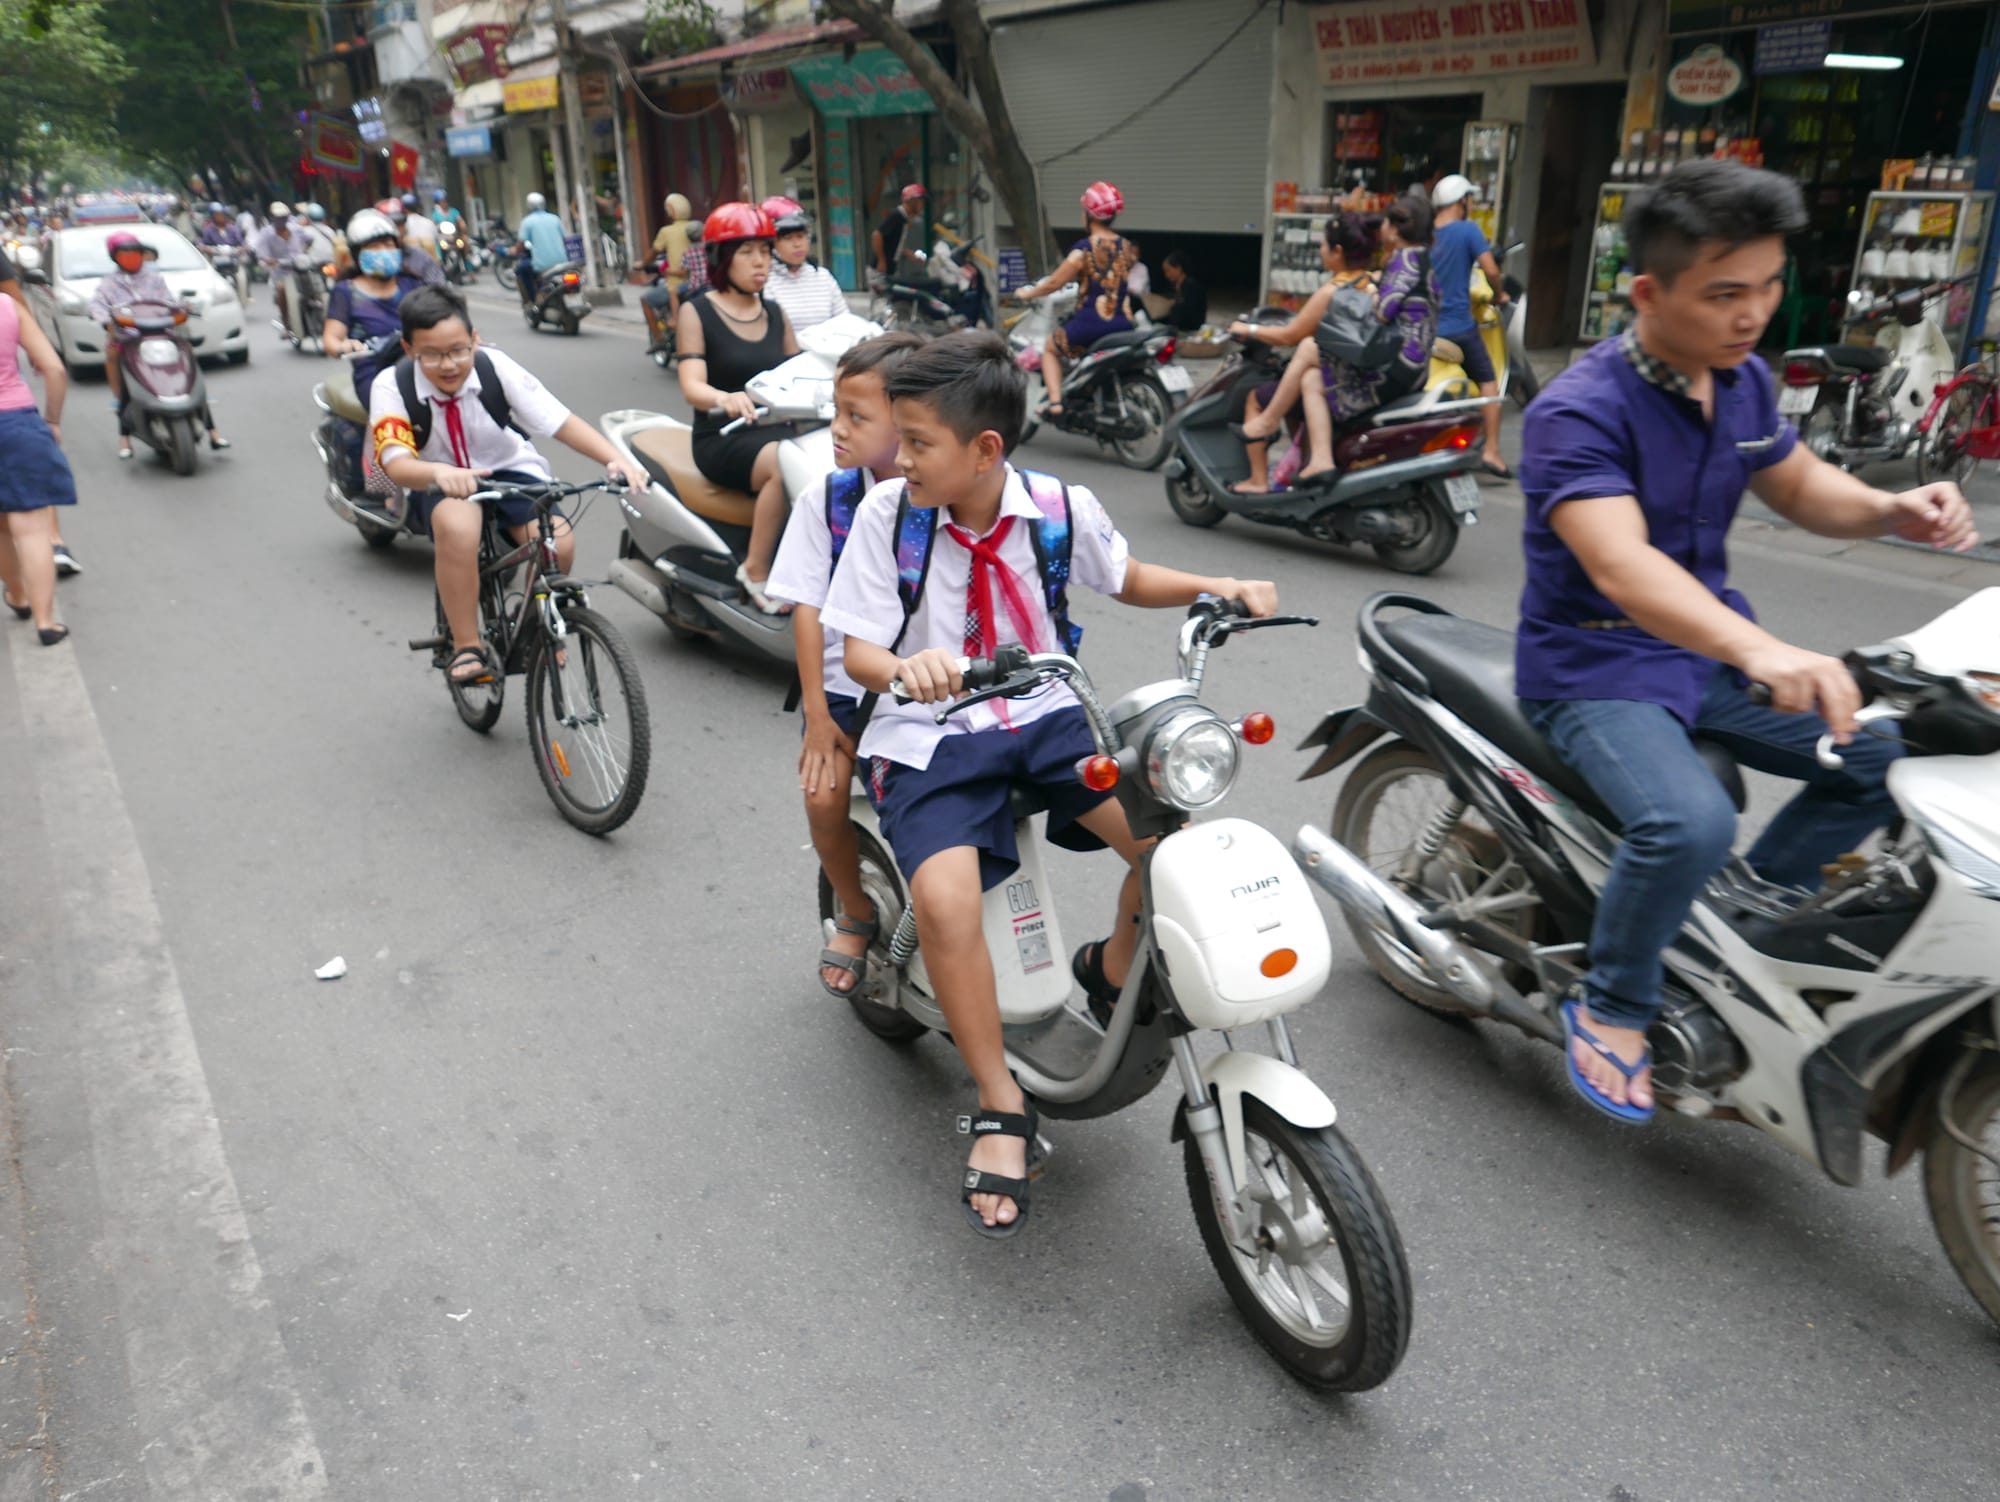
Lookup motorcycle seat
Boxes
[323,361,368,424]
[1819,344,1891,372]
[627,425,757,530]
[1376,613,1745,823]
[1087,328,1152,354]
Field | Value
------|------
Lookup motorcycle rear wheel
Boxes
[819,827,928,1042]
[1923,1055,2000,1328]
[1182,1096,1411,1391]
[1802,397,1847,469]
[1110,377,1173,470]
[1332,741,1539,1013]
[494,259,519,293]
[1370,484,1458,575]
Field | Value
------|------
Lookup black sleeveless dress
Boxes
[689,294,795,492]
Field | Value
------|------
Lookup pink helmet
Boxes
[900,183,926,204]
[760,196,809,234]
[1081,181,1124,221]
[106,230,144,256]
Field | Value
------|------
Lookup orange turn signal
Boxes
[1260,948,1298,978]
[1422,425,1477,453]
[1240,711,1275,745]
[1081,754,1121,791]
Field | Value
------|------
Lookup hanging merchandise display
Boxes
[1844,192,1994,356]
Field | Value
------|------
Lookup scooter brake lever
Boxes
[932,671,1055,723]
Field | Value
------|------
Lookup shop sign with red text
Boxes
[1313,0,1596,86]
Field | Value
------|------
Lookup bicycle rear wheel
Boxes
[525,603,651,834]
[1918,373,1994,489]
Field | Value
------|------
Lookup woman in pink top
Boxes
[0,291,76,643]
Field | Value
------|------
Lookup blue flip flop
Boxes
[1560,999,1655,1124]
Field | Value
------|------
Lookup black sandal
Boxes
[958,1100,1039,1240]
[2,592,28,621]
[37,625,68,646]
[445,645,496,685]
[1072,938,1124,1029]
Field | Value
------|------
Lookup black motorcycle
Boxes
[519,260,591,336]
[1007,288,1182,471]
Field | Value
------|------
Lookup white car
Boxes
[19,224,249,372]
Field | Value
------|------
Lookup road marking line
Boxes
[8,636,327,1498]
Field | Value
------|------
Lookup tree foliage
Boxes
[642,0,721,60]
[0,0,129,181]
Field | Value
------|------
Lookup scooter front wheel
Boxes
[167,416,199,477]
[819,826,927,1043]
[1183,1095,1410,1390]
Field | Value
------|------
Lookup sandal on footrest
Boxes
[818,912,880,998]
[1072,939,1122,1029]
[958,1100,1039,1240]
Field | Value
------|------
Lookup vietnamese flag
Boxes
[389,140,419,191]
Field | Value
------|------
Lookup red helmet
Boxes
[900,183,926,204]
[703,202,776,284]
[760,196,809,235]
[107,230,144,257]
[1081,181,1124,221]
[375,196,407,222]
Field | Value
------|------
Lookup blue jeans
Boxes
[1523,664,1902,1030]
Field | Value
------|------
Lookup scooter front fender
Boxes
[1195,1051,1336,1190]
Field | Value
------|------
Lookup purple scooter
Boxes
[109,298,215,476]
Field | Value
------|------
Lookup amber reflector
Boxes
[1240,712,1275,744]
[1260,949,1298,978]
[1081,754,1120,791]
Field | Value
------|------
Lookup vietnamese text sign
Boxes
[790,49,935,118]
[1312,0,1596,87]
[1667,44,1745,106]
[503,76,560,114]
[444,25,513,89]
[446,125,493,158]
[1752,20,1829,74]
[823,117,857,287]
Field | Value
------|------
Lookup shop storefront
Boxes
[1646,0,2000,353]
[729,66,822,246]
[1265,0,1662,342]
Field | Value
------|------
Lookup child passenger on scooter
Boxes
[820,330,1277,1239]
[766,330,926,998]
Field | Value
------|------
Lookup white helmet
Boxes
[525,191,546,212]
[345,208,398,248]
[269,200,292,218]
[1431,174,1476,210]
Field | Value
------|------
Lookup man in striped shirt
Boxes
[761,197,847,332]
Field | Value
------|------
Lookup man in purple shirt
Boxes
[1516,161,1977,1123]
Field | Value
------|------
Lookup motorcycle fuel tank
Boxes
[1148,818,1332,1030]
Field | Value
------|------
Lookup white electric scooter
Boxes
[828,598,1412,1390]
[600,312,881,663]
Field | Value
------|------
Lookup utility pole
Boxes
[545,0,603,291]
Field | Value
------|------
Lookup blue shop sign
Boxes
[447,125,494,158]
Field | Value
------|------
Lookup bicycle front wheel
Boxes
[525,604,651,834]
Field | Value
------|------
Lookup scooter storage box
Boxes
[1148,819,1332,1030]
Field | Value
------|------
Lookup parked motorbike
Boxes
[829,598,1410,1388]
[310,340,418,550]
[109,298,216,477]
[1005,287,1184,470]
[272,253,329,353]
[1781,279,1961,473]
[599,312,880,660]
[1295,588,2000,1326]
[1162,325,1490,574]
[869,233,989,336]
[519,259,591,336]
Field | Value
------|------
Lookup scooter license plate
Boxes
[565,296,589,314]
[1778,383,1818,416]
[1158,364,1192,394]
[1443,472,1479,516]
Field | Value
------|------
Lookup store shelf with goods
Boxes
[1844,191,1994,356]
[1578,184,1635,344]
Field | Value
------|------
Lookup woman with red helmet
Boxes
[676,202,801,612]
[760,196,846,334]
[1015,181,1140,417]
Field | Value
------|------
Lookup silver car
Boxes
[19,224,249,372]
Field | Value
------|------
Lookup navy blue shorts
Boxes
[800,693,861,741]
[415,469,557,533]
[870,707,1111,890]
[1442,326,1495,385]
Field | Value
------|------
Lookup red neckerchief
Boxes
[941,513,1042,729]
[437,394,471,469]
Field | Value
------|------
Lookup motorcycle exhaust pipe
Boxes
[1291,824,1558,1042]
[607,556,669,616]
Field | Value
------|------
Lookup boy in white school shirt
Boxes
[766,330,926,999]
[369,284,633,686]
[819,331,1277,1240]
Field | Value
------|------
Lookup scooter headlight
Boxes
[139,340,181,367]
[1145,708,1240,811]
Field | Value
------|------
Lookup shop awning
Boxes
[632,18,861,78]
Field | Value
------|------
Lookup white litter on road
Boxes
[314,957,347,981]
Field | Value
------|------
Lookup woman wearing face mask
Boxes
[321,209,426,399]
[88,231,231,459]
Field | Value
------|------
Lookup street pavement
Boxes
[1,283,1997,1502]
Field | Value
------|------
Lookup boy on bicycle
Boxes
[369,285,632,685]
[820,331,1276,1239]
[767,330,925,999]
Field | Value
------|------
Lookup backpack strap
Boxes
[1017,468,1082,656]
[393,350,525,454]
[847,482,938,743]
[394,358,428,451]
[823,466,869,571]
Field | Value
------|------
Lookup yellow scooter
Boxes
[1427,250,1539,407]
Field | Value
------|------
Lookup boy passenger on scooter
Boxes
[766,330,926,997]
[367,285,634,687]
[1516,161,1976,1124]
[820,331,1277,1238]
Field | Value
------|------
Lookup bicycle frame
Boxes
[1918,343,2000,462]
[474,500,576,677]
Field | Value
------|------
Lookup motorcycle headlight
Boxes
[1145,708,1240,811]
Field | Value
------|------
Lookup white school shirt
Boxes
[367,345,571,479]
[765,466,877,703]
[765,259,848,332]
[819,465,1130,770]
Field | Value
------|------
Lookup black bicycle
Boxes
[408,479,651,835]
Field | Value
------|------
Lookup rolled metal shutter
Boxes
[990,0,1275,237]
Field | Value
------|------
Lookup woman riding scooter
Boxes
[321,209,426,490]
[674,202,799,613]
[89,231,230,460]
[1226,211,1378,493]
[1015,181,1139,420]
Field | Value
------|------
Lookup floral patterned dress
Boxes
[1322,246,1436,420]
[1050,233,1139,359]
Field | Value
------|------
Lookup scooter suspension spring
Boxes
[887,908,920,968]
[1412,796,1469,864]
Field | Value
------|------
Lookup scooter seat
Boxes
[324,361,368,424]
[628,425,757,530]
[1819,344,1891,372]
[1087,328,1151,354]
[1376,613,1745,823]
